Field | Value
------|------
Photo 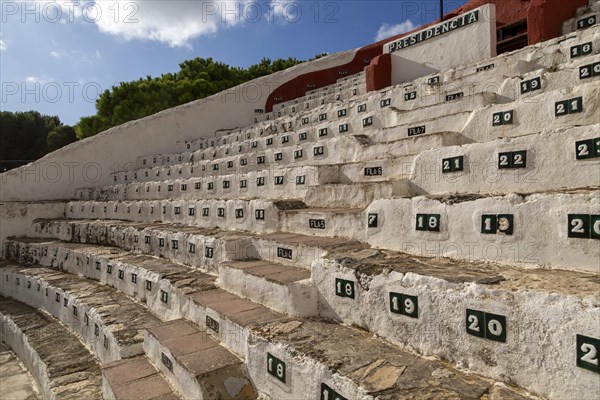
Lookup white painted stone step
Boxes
[365,191,600,272]
[251,231,356,269]
[246,318,537,400]
[0,262,162,364]
[103,356,181,400]
[304,181,414,208]
[4,237,218,321]
[310,246,600,400]
[461,79,600,142]
[278,207,366,241]
[411,125,600,196]
[219,260,316,317]
[0,296,103,399]
[144,319,256,400]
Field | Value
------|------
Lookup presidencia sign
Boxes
[386,4,496,84]
[386,9,482,53]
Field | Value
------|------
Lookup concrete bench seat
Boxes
[366,191,599,272]
[5,237,218,321]
[182,288,537,399]
[106,129,469,191]
[312,245,600,399]
[279,207,366,241]
[304,180,414,208]
[10,224,597,398]
[507,53,600,102]
[247,318,536,400]
[0,295,103,399]
[29,219,358,273]
[143,319,256,399]
[0,262,162,363]
[411,124,600,196]
[219,260,315,316]
[66,199,282,234]
[103,356,181,400]
[461,80,600,142]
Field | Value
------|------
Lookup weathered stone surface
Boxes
[0,296,102,400]
[0,343,40,400]
[0,261,162,363]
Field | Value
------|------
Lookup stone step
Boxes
[304,181,413,208]
[5,237,579,398]
[562,2,600,34]
[384,91,500,129]
[0,295,103,399]
[246,318,536,400]
[0,343,40,400]
[0,261,162,364]
[143,319,256,400]
[370,112,471,144]
[252,231,354,269]
[461,80,600,142]
[31,219,255,274]
[411,124,600,197]
[365,191,600,272]
[5,237,218,321]
[506,53,600,102]
[66,199,281,235]
[5,238,317,319]
[30,219,358,272]
[278,207,366,241]
[81,124,599,210]
[219,260,316,317]
[103,356,181,400]
[181,287,538,399]
[310,242,600,400]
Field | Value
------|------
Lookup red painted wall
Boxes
[365,54,392,93]
[527,0,588,44]
[266,0,586,110]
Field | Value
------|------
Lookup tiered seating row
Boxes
[0,295,103,399]
[6,226,600,399]
[106,76,599,195]
[92,122,598,208]
[3,238,549,399]
[0,259,257,399]
[0,261,162,364]
[168,24,599,160]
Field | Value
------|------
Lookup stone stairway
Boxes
[1,5,599,399]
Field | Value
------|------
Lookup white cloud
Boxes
[269,0,299,23]
[93,0,255,47]
[20,1,295,48]
[0,36,7,51]
[49,49,102,64]
[25,76,53,84]
[375,20,417,41]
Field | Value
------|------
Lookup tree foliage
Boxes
[75,56,307,139]
[47,125,77,152]
[0,111,74,172]
[1,55,319,171]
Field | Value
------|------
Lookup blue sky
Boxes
[0,0,468,125]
